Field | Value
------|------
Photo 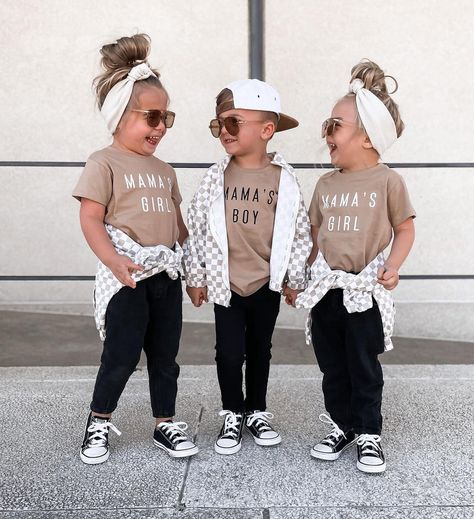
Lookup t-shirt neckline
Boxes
[337,163,385,176]
[108,145,156,160]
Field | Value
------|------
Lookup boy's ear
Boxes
[261,121,277,141]
[362,134,374,149]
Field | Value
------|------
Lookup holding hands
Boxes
[282,284,302,307]
[186,286,208,307]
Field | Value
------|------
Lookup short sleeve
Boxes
[387,172,416,227]
[72,158,112,206]
[170,168,182,206]
[308,183,323,227]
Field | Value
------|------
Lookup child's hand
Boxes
[186,286,208,307]
[377,265,399,290]
[282,285,302,307]
[108,255,144,288]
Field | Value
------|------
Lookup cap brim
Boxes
[276,113,299,132]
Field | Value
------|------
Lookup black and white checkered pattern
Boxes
[94,224,183,340]
[182,152,312,306]
[295,252,395,351]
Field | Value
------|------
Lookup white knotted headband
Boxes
[100,63,157,134]
[349,78,397,155]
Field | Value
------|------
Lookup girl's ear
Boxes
[362,134,374,149]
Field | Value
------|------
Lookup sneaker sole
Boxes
[311,438,357,461]
[253,436,282,446]
[248,433,282,447]
[80,449,110,465]
[153,439,199,458]
[245,426,281,446]
[214,441,242,455]
[357,460,386,473]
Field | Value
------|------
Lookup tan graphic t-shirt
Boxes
[72,146,182,247]
[224,159,281,296]
[309,163,416,273]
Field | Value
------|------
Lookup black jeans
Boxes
[311,289,385,435]
[214,284,281,412]
[91,272,182,418]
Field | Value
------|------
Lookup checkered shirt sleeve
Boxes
[202,232,231,306]
[182,170,213,288]
[286,191,313,290]
[182,158,233,307]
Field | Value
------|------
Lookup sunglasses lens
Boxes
[321,121,327,138]
[145,111,161,128]
[322,119,338,138]
[209,119,221,138]
[164,111,175,129]
[224,117,240,136]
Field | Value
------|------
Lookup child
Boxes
[295,60,416,473]
[184,79,312,455]
[72,34,198,464]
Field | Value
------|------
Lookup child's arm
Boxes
[178,201,206,306]
[378,217,415,290]
[80,198,143,288]
[285,224,319,305]
[307,225,320,266]
[183,191,208,305]
[176,206,189,246]
[284,192,313,305]
[182,171,213,306]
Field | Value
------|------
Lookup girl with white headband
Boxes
[293,60,416,473]
[72,34,198,464]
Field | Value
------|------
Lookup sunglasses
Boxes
[209,116,264,138]
[132,109,176,129]
[321,117,357,138]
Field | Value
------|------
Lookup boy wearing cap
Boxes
[183,79,312,455]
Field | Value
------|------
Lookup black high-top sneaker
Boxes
[214,410,244,455]
[153,420,199,458]
[80,412,121,465]
[311,413,356,461]
[245,411,281,446]
[356,434,386,473]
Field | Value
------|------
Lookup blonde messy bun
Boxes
[348,59,404,137]
[94,33,166,109]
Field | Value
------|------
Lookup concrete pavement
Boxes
[1,364,473,518]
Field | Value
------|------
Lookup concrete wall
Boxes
[1,0,473,341]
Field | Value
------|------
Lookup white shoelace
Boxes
[219,410,242,439]
[158,421,189,444]
[86,420,121,446]
[319,413,346,446]
[246,411,274,432]
[357,434,382,456]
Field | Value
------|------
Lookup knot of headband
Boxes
[101,63,156,134]
[348,78,397,155]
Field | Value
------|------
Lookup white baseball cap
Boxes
[217,79,299,132]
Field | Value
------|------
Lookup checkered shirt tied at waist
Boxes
[295,252,395,351]
[94,224,183,341]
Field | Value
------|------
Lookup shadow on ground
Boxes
[1,311,472,366]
